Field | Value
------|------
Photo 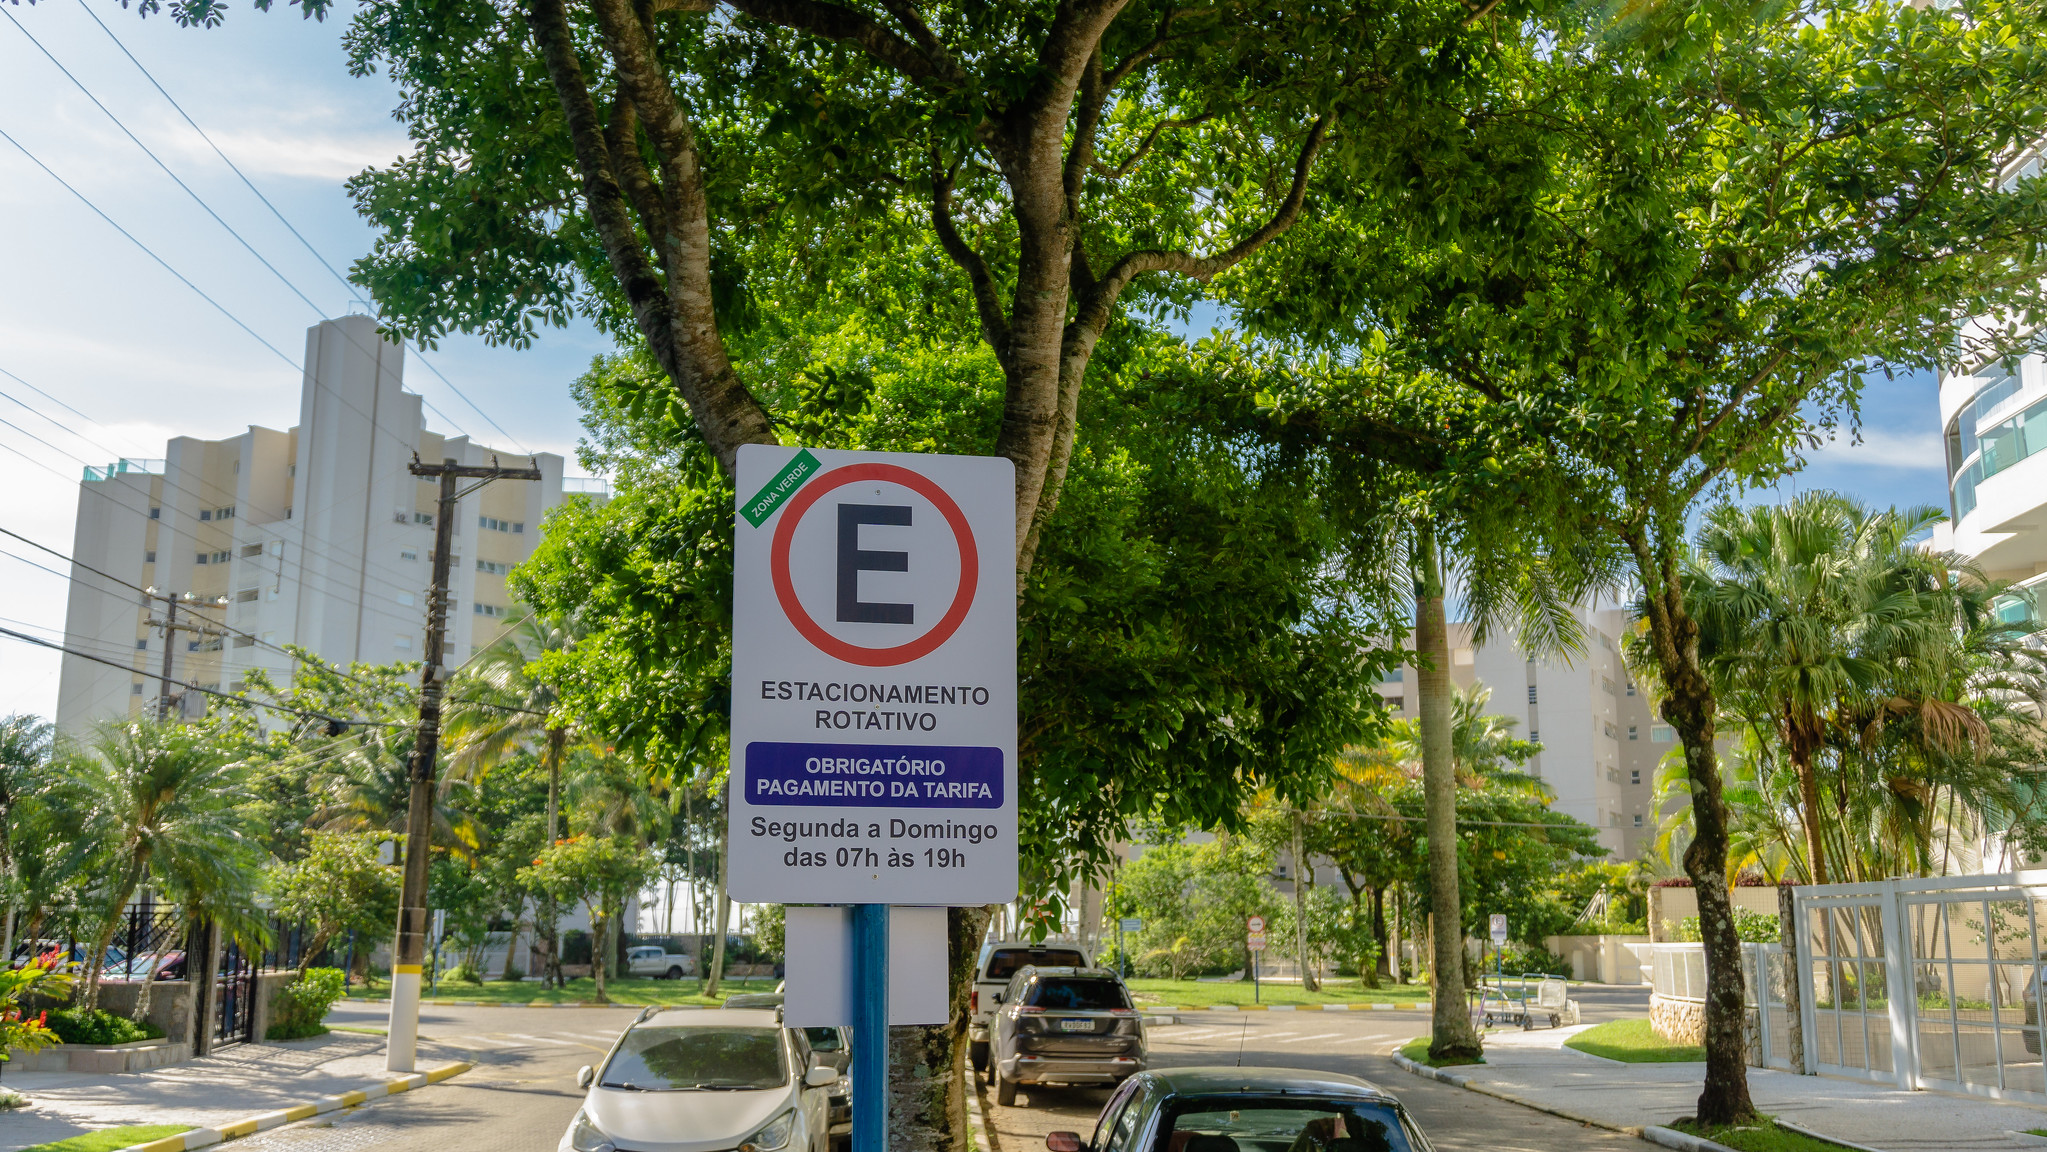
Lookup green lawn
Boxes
[342,975,780,1006]
[1126,978,1431,1009]
[1564,1018,1705,1063]
[1669,1119,1845,1152]
[1397,1035,1485,1068]
[18,1126,193,1152]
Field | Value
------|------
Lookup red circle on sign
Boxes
[769,463,980,667]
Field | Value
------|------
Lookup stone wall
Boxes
[1650,992,1704,1044]
[97,979,196,1045]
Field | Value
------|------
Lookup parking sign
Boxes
[728,446,1018,904]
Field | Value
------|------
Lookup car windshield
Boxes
[984,948,1085,979]
[1159,1100,1414,1152]
[599,1026,787,1091]
[803,1027,845,1052]
[1025,977,1129,1010]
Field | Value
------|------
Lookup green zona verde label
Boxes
[740,448,822,527]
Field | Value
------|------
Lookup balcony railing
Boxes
[82,458,164,482]
[563,476,612,496]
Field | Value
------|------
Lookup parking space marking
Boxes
[502,1033,577,1046]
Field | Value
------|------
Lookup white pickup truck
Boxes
[624,945,697,979]
[967,940,1092,1074]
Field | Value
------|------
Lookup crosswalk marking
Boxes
[1250,1031,1299,1041]
[1292,1033,1344,1043]
[1330,1034,1391,1044]
[503,1033,577,1046]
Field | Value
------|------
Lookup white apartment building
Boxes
[1933,353,2047,619]
[55,316,602,731]
[1373,601,1668,860]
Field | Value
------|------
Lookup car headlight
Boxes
[569,1110,613,1152]
[738,1110,795,1152]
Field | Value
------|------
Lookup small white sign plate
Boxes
[728,445,1018,905]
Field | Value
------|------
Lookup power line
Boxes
[0,623,406,728]
[0,125,300,371]
[65,0,532,456]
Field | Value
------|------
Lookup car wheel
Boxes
[994,1066,1018,1107]
[666,967,684,980]
[970,1041,988,1075]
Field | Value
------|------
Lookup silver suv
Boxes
[988,966,1145,1107]
[969,940,1092,1074]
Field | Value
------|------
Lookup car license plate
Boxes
[1058,1019,1094,1032]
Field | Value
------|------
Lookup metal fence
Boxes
[1648,941,1797,1071]
[1794,873,2047,1102]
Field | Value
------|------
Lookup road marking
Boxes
[1330,1034,1392,1044]
[502,1033,578,1046]
[571,1032,618,1042]
[1169,1029,1230,1040]
[447,1035,515,1048]
[1292,1033,1345,1043]
[1248,1031,1298,1041]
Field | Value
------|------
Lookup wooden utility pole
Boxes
[144,589,229,721]
[387,455,542,1073]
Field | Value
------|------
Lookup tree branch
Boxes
[1077,111,1333,332]
[1092,111,1214,180]
[718,0,962,87]
[930,153,1013,361]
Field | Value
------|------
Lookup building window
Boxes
[144,551,156,563]
[1609,812,1621,827]
[1628,725,1638,741]
[479,516,526,534]
[236,589,258,603]
[1599,631,1613,650]
[200,509,211,521]
[1391,696,1406,712]
[1527,685,1538,704]
[414,512,434,525]
[149,507,160,519]
[131,683,144,695]
[1529,729,1540,742]
[215,506,236,520]
[477,559,511,575]
[233,635,254,648]
[394,635,413,650]
[1631,769,1641,785]
[196,553,208,565]
[1603,721,1616,739]
[473,602,507,618]
[398,592,416,607]
[1625,680,1636,696]
[1384,668,1402,683]
[400,549,418,562]
[514,522,524,534]
[1633,814,1644,828]
[1651,725,1675,743]
[135,639,148,650]
[241,543,262,558]
[1601,676,1616,695]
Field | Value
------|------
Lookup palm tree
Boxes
[70,720,250,1008]
[306,726,481,857]
[446,608,590,986]
[0,714,55,961]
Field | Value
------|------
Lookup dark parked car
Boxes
[990,967,1145,1106]
[1044,1066,1437,1152]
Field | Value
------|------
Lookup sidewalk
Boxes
[1408,1025,2047,1152]
[2,1032,466,1152]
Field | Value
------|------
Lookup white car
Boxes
[562,1006,841,1152]
[626,946,698,980]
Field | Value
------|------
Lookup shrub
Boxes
[446,962,484,985]
[1665,910,1780,943]
[45,1007,164,1046]
[498,963,525,982]
[268,968,346,1041]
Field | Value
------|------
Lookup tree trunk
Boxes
[83,856,148,1011]
[886,904,991,1152]
[592,909,609,1003]
[1417,523,1481,1061]
[501,896,525,981]
[1291,809,1319,992]
[707,795,731,996]
[1630,531,1756,1126]
[544,729,563,988]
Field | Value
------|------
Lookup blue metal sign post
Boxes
[851,903,889,1152]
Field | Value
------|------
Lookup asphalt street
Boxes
[232,989,1651,1152]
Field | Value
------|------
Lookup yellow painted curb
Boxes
[134,1138,186,1152]
[425,1062,473,1083]
[106,1063,473,1152]
[339,1089,369,1106]
[283,1105,319,1122]
[218,1120,258,1139]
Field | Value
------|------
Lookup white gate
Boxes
[1794,873,2047,1102]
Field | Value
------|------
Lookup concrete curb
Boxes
[1640,1125,1739,1152]
[1774,1118,1891,1152]
[966,1071,993,1151]
[1149,1002,1429,1014]
[113,1062,473,1152]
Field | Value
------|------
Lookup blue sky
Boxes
[0,2,1953,717]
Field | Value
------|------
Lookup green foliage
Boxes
[0,963,71,1057]
[752,904,785,962]
[14,1127,194,1152]
[44,1007,164,1047]
[267,968,347,1041]
[1667,911,1781,945]
[272,832,400,969]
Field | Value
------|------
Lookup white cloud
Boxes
[1810,426,1946,471]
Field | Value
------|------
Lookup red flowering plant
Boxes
[1,961,73,1060]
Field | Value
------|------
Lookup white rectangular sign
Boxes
[782,905,951,1026]
[728,445,1018,905]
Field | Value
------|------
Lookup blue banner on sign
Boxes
[745,741,1004,808]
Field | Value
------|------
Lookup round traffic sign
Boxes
[769,462,980,667]
[1247,915,1266,932]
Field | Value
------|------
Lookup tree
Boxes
[274,832,402,980]
[70,721,252,1009]
[1243,0,2047,1119]
[0,715,56,962]
[520,835,657,1003]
